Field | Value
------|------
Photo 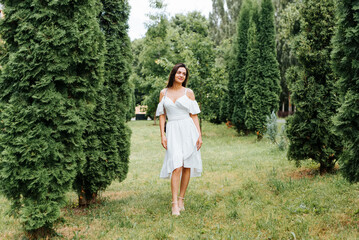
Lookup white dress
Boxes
[156,88,202,179]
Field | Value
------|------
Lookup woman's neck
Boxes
[171,82,183,90]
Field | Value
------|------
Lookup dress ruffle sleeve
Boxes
[156,100,165,116]
[189,100,201,115]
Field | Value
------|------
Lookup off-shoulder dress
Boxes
[156,88,202,179]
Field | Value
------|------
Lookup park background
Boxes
[0,0,358,239]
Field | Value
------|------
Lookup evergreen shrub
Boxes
[332,0,359,182]
[286,0,342,173]
[73,0,132,205]
[0,0,105,233]
[265,111,278,144]
[230,0,252,132]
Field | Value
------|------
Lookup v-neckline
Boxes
[166,88,187,104]
[167,95,187,105]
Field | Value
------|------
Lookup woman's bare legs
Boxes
[179,167,190,210]
[171,167,191,215]
[171,167,182,215]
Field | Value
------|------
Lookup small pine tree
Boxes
[265,111,278,144]
[0,0,104,234]
[332,0,359,182]
[73,0,132,205]
[230,0,252,132]
[286,0,342,173]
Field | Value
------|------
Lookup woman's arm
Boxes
[159,90,167,149]
[187,89,203,150]
[190,114,202,150]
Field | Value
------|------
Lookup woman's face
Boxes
[174,67,187,84]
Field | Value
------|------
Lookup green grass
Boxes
[1,121,359,239]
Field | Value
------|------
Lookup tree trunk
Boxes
[78,186,98,207]
[78,186,88,207]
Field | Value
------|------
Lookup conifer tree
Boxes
[332,0,359,182]
[0,0,104,235]
[258,0,281,113]
[73,0,132,205]
[286,0,342,173]
[243,0,280,138]
[244,10,268,137]
[230,0,252,132]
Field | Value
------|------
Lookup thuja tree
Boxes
[0,0,104,234]
[230,0,252,132]
[332,0,359,182]
[73,0,132,206]
[286,0,342,173]
[257,0,281,114]
[244,10,268,136]
[244,0,280,139]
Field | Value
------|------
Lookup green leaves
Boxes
[134,10,216,120]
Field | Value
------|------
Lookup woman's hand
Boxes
[161,135,167,150]
[196,136,203,151]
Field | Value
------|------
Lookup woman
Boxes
[156,63,203,216]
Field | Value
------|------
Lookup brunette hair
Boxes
[166,63,189,88]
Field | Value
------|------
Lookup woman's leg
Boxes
[178,167,191,209]
[171,167,183,215]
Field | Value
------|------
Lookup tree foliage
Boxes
[230,0,252,131]
[258,0,281,113]
[332,0,359,182]
[209,0,242,45]
[274,0,301,109]
[133,7,216,122]
[244,9,268,136]
[0,0,104,233]
[286,0,342,173]
[73,0,132,206]
[229,0,281,137]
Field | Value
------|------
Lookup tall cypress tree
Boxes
[244,9,269,137]
[258,0,281,114]
[230,0,252,132]
[332,0,359,182]
[0,0,104,235]
[73,0,132,205]
[286,0,342,173]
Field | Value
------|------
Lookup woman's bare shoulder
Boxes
[186,88,196,100]
[160,88,167,96]
[159,88,167,101]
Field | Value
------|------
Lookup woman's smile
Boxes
[175,67,187,83]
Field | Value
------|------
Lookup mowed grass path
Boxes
[1,121,359,239]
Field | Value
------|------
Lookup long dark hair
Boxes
[166,63,189,88]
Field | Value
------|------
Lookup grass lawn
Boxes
[1,120,359,239]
